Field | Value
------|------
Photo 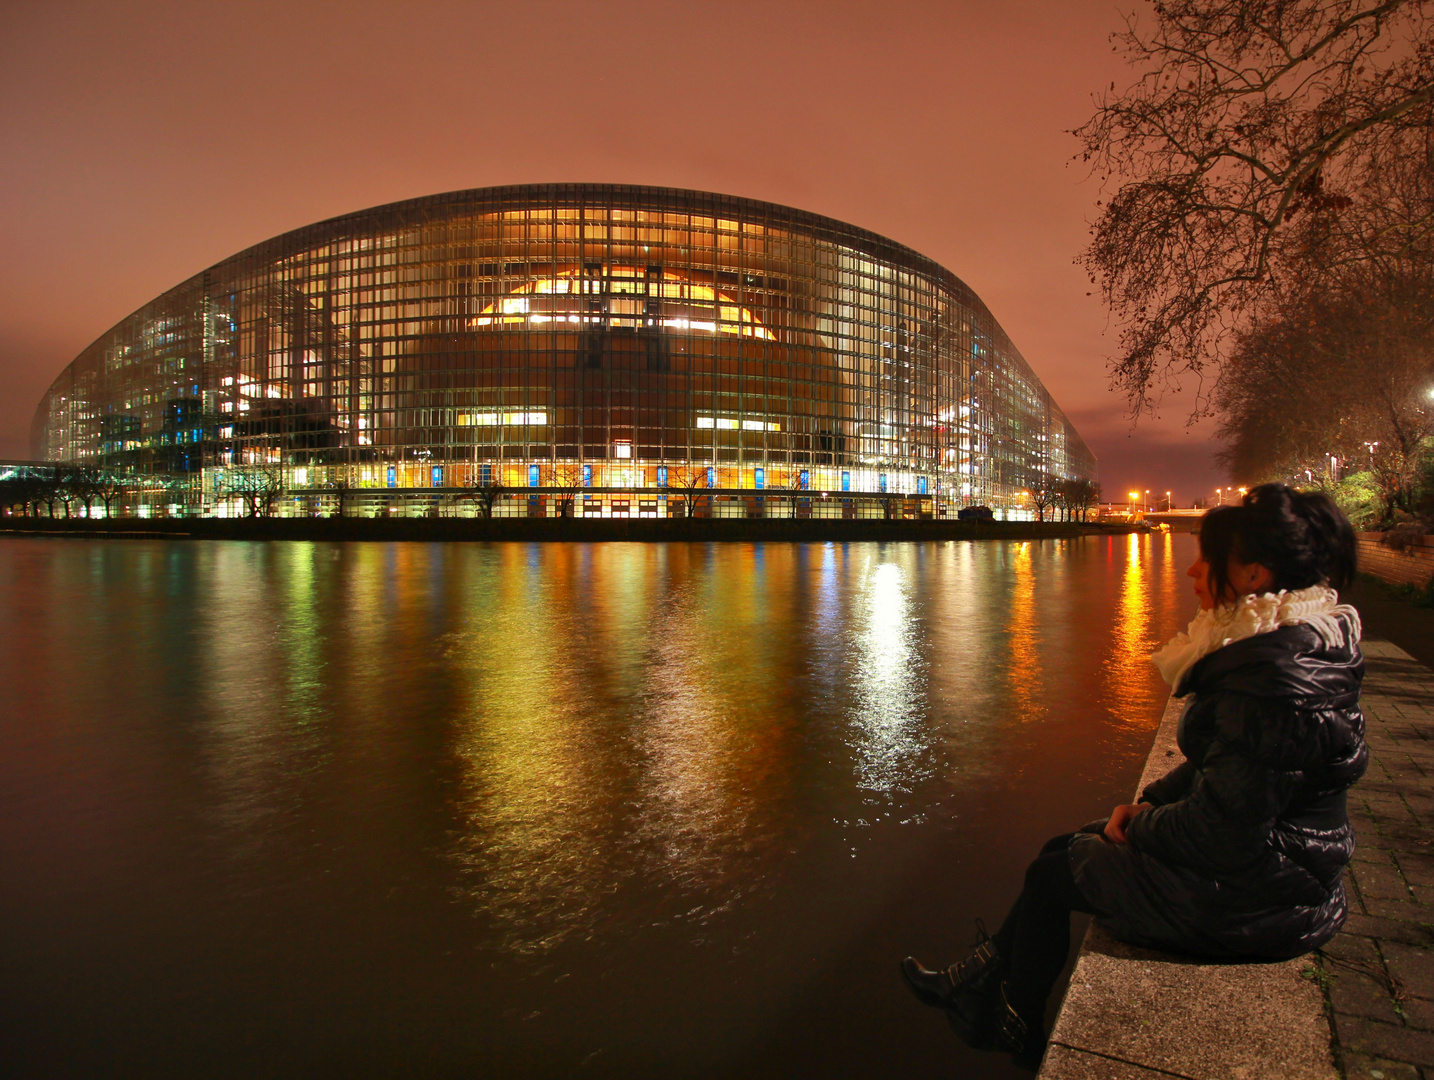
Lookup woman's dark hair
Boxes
[1198,483,1356,601]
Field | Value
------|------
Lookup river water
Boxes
[0,532,1198,1078]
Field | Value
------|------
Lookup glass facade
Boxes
[32,184,1095,517]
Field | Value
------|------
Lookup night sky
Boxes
[0,0,1226,504]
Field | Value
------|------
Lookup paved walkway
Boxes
[1321,639,1434,1080]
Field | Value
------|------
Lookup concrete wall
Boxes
[1357,532,1434,588]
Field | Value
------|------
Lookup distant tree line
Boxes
[1029,476,1102,522]
[0,468,127,519]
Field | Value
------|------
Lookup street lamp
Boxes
[1165,490,1172,511]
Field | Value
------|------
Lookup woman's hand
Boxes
[1104,802,1151,844]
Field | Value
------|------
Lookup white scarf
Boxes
[1151,584,1362,690]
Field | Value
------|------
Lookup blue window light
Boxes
[582,463,592,487]
[706,466,715,488]
[528,465,540,487]
[480,463,492,485]
[917,475,927,495]
[386,465,396,488]
[432,466,443,487]
[657,465,667,487]
[799,469,809,490]
[879,474,888,493]
[841,471,850,492]
[754,467,764,489]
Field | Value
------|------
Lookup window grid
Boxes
[35,185,1097,515]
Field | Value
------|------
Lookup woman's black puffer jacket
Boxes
[1070,617,1367,959]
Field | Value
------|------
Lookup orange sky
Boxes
[0,0,1226,503]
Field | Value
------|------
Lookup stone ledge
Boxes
[1039,694,1339,1080]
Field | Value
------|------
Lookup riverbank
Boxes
[0,516,1139,543]
[1039,639,1434,1079]
[1347,575,1434,669]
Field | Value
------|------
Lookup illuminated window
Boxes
[470,267,775,340]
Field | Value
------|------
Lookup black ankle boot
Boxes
[900,922,1002,1049]
[994,981,1048,1072]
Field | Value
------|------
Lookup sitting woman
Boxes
[901,483,1367,1070]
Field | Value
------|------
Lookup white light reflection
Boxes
[848,560,929,797]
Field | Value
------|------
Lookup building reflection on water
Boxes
[1,533,1202,967]
[1005,542,1044,723]
[332,536,1189,955]
[1106,531,1178,728]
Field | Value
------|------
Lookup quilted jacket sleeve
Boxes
[1140,761,1196,806]
[1125,692,1300,876]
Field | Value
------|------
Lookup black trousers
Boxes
[990,833,1101,1025]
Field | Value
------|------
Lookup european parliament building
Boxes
[31,184,1095,518]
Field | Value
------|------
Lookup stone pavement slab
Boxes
[1318,640,1434,1080]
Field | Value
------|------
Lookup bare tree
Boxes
[1030,475,1059,521]
[551,462,585,518]
[670,463,711,518]
[474,476,505,519]
[1077,0,1434,414]
[96,474,124,518]
[328,475,353,518]
[1216,264,1434,517]
[65,469,107,518]
[9,476,56,517]
[1066,478,1103,522]
[54,471,84,519]
[779,469,810,518]
[219,464,284,518]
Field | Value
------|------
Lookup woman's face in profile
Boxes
[1188,555,1216,611]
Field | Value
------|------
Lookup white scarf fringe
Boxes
[1151,585,1362,689]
